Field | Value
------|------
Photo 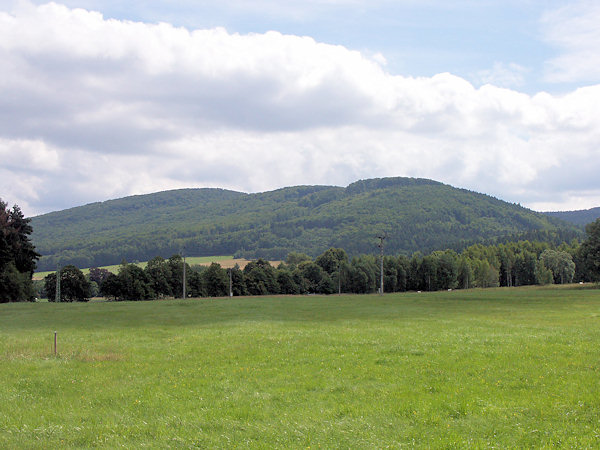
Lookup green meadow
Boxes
[1,286,600,448]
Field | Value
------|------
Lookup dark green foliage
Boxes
[347,256,378,293]
[0,263,34,302]
[396,255,409,292]
[0,200,39,302]
[383,256,398,293]
[118,264,155,300]
[545,207,600,227]
[202,263,228,297]
[456,257,472,289]
[315,248,348,275]
[419,255,438,291]
[579,219,600,281]
[435,251,459,290]
[229,266,247,296]
[101,263,154,301]
[99,273,121,300]
[298,262,335,294]
[31,178,580,271]
[144,256,173,297]
[88,267,111,284]
[244,259,279,295]
[187,267,206,298]
[276,269,300,295]
[285,252,312,267]
[513,251,537,286]
[44,265,91,302]
[166,255,191,299]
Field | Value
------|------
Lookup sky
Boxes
[1,0,599,216]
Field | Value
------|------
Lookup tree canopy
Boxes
[580,219,600,281]
[1,199,40,302]
[44,265,91,302]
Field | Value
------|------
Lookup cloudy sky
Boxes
[1,0,599,216]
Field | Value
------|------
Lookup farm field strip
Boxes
[1,286,600,447]
[32,255,273,280]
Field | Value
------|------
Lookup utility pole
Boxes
[229,268,233,297]
[377,234,386,296]
[55,264,61,302]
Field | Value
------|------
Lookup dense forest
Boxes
[32,177,580,271]
[544,207,600,227]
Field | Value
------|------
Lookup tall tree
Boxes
[0,200,40,302]
[145,256,173,297]
[456,256,473,289]
[540,249,575,284]
[244,259,279,295]
[580,219,600,281]
[315,248,348,275]
[202,263,228,297]
[116,263,154,300]
[45,265,91,302]
[299,262,335,294]
[534,259,554,285]
[435,251,458,290]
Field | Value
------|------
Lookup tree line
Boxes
[42,221,600,302]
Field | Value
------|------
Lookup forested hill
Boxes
[31,177,579,271]
[544,207,600,227]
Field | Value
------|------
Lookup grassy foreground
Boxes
[1,287,600,448]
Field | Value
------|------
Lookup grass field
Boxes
[1,286,600,447]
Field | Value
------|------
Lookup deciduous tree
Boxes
[45,265,91,302]
[580,219,600,281]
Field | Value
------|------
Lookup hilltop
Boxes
[31,177,579,271]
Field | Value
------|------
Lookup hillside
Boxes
[544,207,600,227]
[31,177,579,271]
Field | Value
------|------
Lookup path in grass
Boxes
[1,286,600,447]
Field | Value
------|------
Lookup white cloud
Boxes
[0,2,600,216]
[542,0,600,83]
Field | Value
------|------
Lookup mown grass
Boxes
[1,286,600,447]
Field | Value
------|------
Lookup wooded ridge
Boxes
[31,177,580,271]
[544,207,600,227]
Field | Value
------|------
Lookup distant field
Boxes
[1,286,600,447]
[33,256,280,280]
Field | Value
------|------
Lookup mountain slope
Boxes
[31,177,579,271]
